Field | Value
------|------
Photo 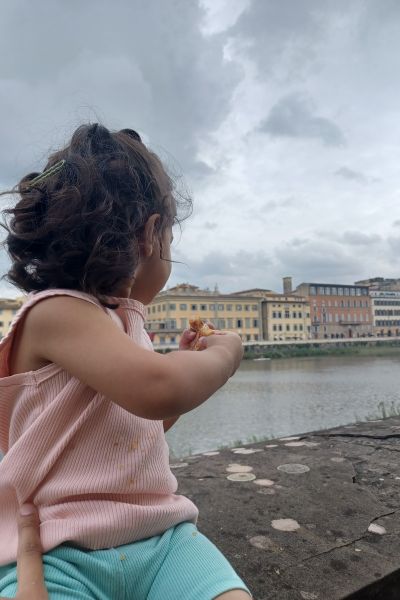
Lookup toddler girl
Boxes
[0,124,252,599]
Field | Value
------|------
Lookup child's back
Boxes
[0,287,198,565]
[0,124,251,598]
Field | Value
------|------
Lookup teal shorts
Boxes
[0,522,252,599]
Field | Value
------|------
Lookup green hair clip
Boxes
[28,159,66,187]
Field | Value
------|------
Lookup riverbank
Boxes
[171,416,400,599]
[244,341,400,360]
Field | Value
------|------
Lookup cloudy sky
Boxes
[1,0,400,297]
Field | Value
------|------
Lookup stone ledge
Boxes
[171,416,400,600]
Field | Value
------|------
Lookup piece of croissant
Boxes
[189,318,215,350]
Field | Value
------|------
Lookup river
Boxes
[166,354,400,458]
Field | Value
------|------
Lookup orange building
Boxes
[294,282,373,339]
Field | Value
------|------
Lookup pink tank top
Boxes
[0,288,198,565]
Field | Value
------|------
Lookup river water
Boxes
[166,355,400,458]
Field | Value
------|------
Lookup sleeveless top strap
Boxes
[0,288,108,378]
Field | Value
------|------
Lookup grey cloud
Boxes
[393,220,400,227]
[204,221,218,230]
[341,231,381,246]
[262,197,295,211]
[0,0,241,184]
[260,93,345,146]
[275,239,363,282]
[169,249,272,292]
[335,167,368,183]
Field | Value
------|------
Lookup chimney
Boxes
[283,277,292,294]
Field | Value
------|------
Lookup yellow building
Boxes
[0,296,25,338]
[146,283,312,347]
[146,283,264,348]
[260,293,311,341]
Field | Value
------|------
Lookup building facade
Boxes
[294,282,372,339]
[0,296,25,338]
[146,284,263,347]
[370,290,400,336]
[260,294,311,341]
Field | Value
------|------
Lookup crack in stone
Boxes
[313,432,400,441]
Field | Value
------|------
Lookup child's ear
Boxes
[141,213,161,257]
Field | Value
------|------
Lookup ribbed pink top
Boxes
[0,288,198,565]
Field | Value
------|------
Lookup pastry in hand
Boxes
[189,318,215,350]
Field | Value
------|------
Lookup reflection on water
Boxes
[166,355,400,458]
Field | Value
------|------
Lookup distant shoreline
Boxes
[243,342,400,360]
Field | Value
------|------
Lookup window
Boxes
[325,287,330,295]
[226,304,232,311]
[293,324,298,331]
[299,324,303,331]
[157,305,161,312]
[272,311,277,318]
[344,288,349,296]
[217,319,226,329]
[356,288,361,296]
[319,287,325,295]
[350,288,355,296]
[292,311,297,319]
[310,286,316,295]
[252,304,258,310]
[335,314,339,322]
[246,334,251,341]
[152,306,156,313]
[237,319,242,328]
[285,310,290,318]
[181,318,188,328]
[200,304,207,311]
[286,324,290,331]
[162,304,166,310]
[169,303,176,310]
[253,319,258,327]
[227,318,233,328]
[278,311,282,318]
[353,300,356,307]
[160,336,165,344]
[191,304,197,311]
[170,336,176,343]
[218,304,224,310]
[273,325,277,331]
[180,303,187,310]
[236,304,242,310]
[245,318,251,328]
[245,304,250,311]
[209,304,215,310]
[278,324,282,331]
[254,334,259,340]
[338,288,343,295]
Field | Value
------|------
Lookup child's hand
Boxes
[197,331,243,375]
[179,322,218,351]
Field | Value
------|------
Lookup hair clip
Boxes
[28,159,66,187]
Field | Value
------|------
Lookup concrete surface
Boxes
[170,416,400,600]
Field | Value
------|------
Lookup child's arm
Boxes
[28,296,243,421]
[163,416,180,432]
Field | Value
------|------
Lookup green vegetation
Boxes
[244,342,400,360]
[367,400,400,421]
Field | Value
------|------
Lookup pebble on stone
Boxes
[232,448,263,454]
[254,478,275,487]
[227,472,256,482]
[330,457,345,463]
[300,592,319,599]
[202,451,220,456]
[249,535,282,551]
[170,462,189,469]
[278,436,301,441]
[368,523,386,535]
[271,518,300,532]
[277,463,310,474]
[226,464,253,473]
[257,488,276,495]
[265,444,278,448]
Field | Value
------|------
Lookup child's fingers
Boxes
[179,329,197,350]
[16,505,48,599]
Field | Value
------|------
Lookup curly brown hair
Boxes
[0,124,192,308]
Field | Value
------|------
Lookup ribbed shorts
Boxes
[0,521,252,599]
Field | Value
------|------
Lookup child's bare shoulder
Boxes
[24,295,168,417]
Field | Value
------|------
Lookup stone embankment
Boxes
[171,417,400,599]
